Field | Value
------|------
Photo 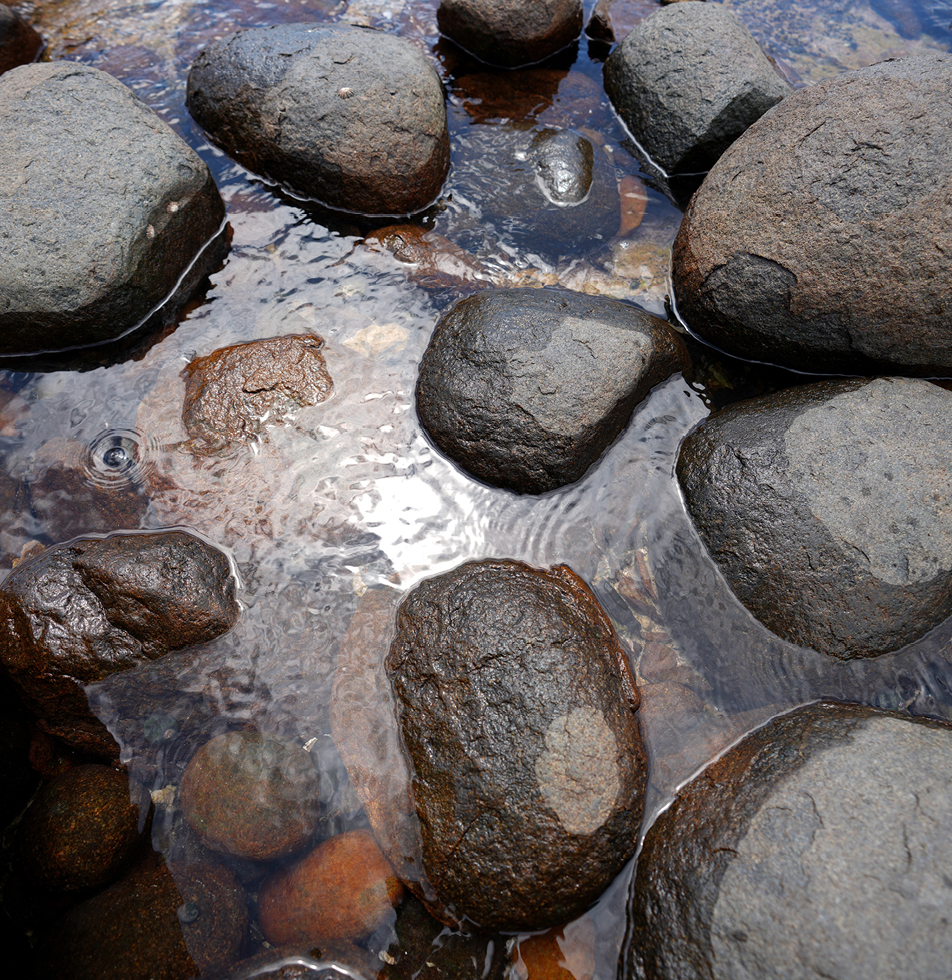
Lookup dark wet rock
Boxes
[437,0,583,68]
[182,334,333,448]
[585,0,662,42]
[0,7,43,74]
[0,63,225,355]
[386,558,646,932]
[0,530,239,755]
[604,4,790,174]
[677,377,952,659]
[180,730,321,862]
[416,287,690,494]
[36,860,248,980]
[186,23,449,215]
[258,829,405,945]
[624,701,952,980]
[673,55,952,375]
[0,673,38,827]
[15,763,150,891]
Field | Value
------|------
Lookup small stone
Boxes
[0,7,43,75]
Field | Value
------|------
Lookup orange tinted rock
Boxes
[617,175,649,236]
[512,921,595,979]
[258,829,405,945]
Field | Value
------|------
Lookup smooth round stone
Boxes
[0,7,44,75]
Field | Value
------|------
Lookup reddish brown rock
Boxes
[0,7,44,75]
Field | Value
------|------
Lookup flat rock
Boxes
[624,701,952,980]
[676,377,952,658]
[0,63,225,355]
[416,287,690,494]
[672,55,952,374]
[385,558,646,932]
[603,3,790,174]
[187,23,449,215]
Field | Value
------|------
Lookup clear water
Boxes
[5,0,952,976]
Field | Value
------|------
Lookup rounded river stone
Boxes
[186,23,449,215]
[386,558,646,932]
[0,7,43,75]
[624,701,952,980]
[677,377,952,659]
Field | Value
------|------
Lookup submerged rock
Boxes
[624,701,952,980]
[416,287,689,494]
[386,558,646,931]
[672,55,952,374]
[677,377,952,659]
[0,63,225,355]
[0,7,43,75]
[187,23,449,215]
[604,3,790,174]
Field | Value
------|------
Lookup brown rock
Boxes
[0,7,44,75]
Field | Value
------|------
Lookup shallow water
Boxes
[5,0,952,976]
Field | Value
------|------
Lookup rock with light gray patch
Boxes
[624,700,952,980]
[385,558,646,931]
[677,377,952,659]
[416,287,690,494]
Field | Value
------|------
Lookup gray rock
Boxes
[676,377,952,659]
[186,24,449,216]
[437,0,583,68]
[416,287,690,494]
[672,55,952,375]
[0,7,43,75]
[624,701,952,980]
[386,558,646,931]
[603,4,789,174]
[0,63,225,355]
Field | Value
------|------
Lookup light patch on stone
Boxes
[784,378,952,585]
[534,706,620,835]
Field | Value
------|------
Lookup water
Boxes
[4,0,952,977]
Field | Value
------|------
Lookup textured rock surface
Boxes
[624,701,952,980]
[0,63,224,355]
[0,6,43,75]
[0,531,239,754]
[677,377,952,659]
[603,3,790,173]
[187,23,449,215]
[437,0,583,68]
[386,558,646,931]
[672,55,952,374]
[416,287,689,494]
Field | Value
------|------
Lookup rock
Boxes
[385,558,647,932]
[0,7,43,75]
[182,334,333,448]
[624,701,952,980]
[676,377,952,659]
[258,829,405,945]
[180,730,322,862]
[416,287,690,494]
[437,0,583,68]
[15,764,150,892]
[0,530,240,755]
[0,675,38,828]
[603,4,790,173]
[186,24,449,215]
[672,55,952,375]
[585,0,657,43]
[0,63,225,355]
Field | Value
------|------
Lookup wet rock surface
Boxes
[673,54,952,374]
[0,7,43,74]
[0,531,239,754]
[677,377,952,659]
[604,4,790,174]
[386,558,647,931]
[624,701,952,980]
[186,23,450,215]
[437,0,583,68]
[0,62,225,355]
[416,287,689,494]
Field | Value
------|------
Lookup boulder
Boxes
[0,63,225,355]
[0,530,240,755]
[0,7,43,75]
[385,558,646,932]
[624,701,952,980]
[676,377,952,659]
[186,24,449,215]
[603,4,790,174]
[416,287,690,494]
[437,0,583,68]
[672,55,952,375]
